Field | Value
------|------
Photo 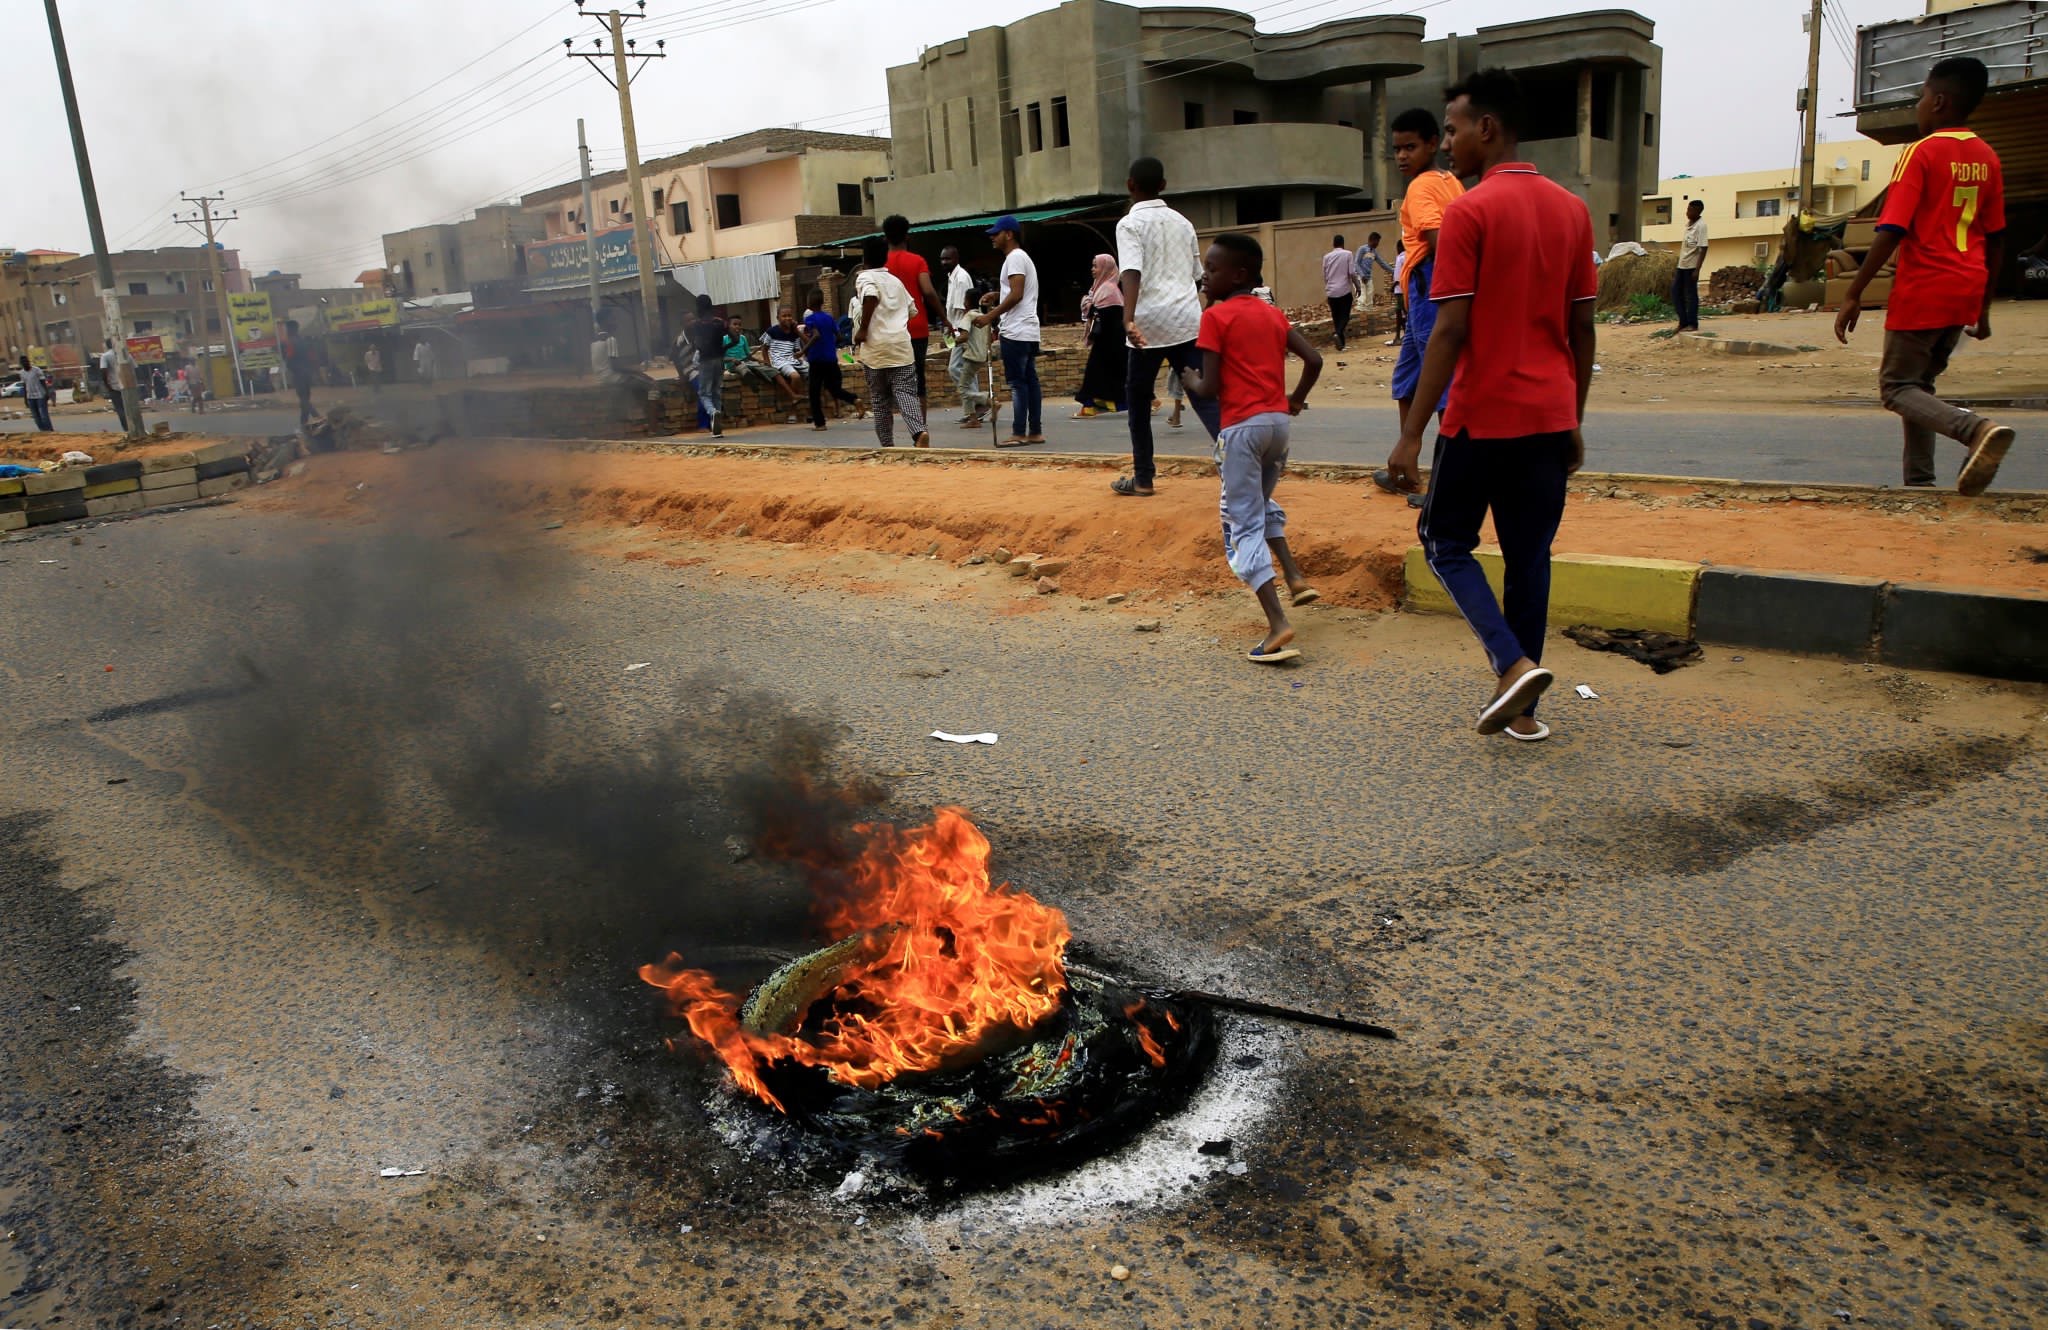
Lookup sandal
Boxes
[1110,474,1154,497]
[1072,407,1099,419]
[1024,434,1047,445]
[1504,719,1551,742]
[995,435,1033,448]
[1289,586,1321,607]
[1248,641,1302,664]
[1476,667,1554,735]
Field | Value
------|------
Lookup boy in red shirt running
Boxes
[1385,70,1598,740]
[1178,234,1324,663]
[1836,56,2013,495]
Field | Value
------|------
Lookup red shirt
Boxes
[885,250,932,339]
[1429,162,1596,440]
[1195,294,1291,429]
[1876,130,2006,331]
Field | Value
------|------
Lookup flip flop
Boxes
[995,435,1033,448]
[1247,642,1302,664]
[1290,586,1321,607]
[1110,474,1154,497]
[1503,720,1551,742]
[1024,434,1048,445]
[1476,667,1554,735]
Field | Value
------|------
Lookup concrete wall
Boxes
[1196,206,1398,311]
[384,224,464,297]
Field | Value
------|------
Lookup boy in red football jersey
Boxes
[1836,56,2014,495]
[1178,233,1324,664]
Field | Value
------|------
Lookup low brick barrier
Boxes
[0,438,250,532]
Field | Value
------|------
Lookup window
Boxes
[1234,189,1281,225]
[941,102,953,170]
[652,188,665,213]
[715,193,741,229]
[567,208,578,222]
[207,315,221,332]
[967,96,978,166]
[202,277,214,292]
[1754,242,1769,260]
[671,199,692,233]
[1025,102,1043,152]
[1861,159,1871,181]
[1644,197,1672,226]
[577,222,588,234]
[133,319,153,332]
[837,183,863,216]
[609,199,621,213]
[128,282,148,296]
[425,251,436,267]
[1591,71,1615,141]
[1643,113,1655,147]
[1755,197,1781,218]
[1051,96,1069,149]
[1233,109,1259,125]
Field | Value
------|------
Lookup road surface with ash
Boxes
[1,496,2044,1329]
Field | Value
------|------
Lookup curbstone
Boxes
[143,483,200,508]
[1695,567,1884,659]
[25,495,86,525]
[85,491,146,518]
[82,477,141,500]
[83,459,143,486]
[0,476,24,498]
[1878,581,2048,682]
[1403,547,1699,637]
[141,451,200,473]
[0,510,23,533]
[21,469,85,495]
[195,455,251,482]
[190,439,250,465]
[196,473,250,498]
[141,466,199,491]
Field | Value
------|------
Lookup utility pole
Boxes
[174,193,246,398]
[577,118,603,324]
[1797,0,1826,219]
[43,0,144,441]
[566,3,665,361]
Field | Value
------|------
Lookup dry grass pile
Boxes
[1596,249,1677,313]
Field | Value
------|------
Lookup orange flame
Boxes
[1123,999,1170,1069]
[639,807,1071,1112]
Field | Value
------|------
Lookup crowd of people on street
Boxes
[586,55,2018,743]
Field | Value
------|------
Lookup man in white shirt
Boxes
[99,341,135,432]
[974,216,1041,446]
[413,339,437,385]
[1323,234,1356,351]
[1113,156,1215,494]
[1673,198,1708,332]
[853,238,928,447]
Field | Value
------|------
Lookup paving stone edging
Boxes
[1,439,252,533]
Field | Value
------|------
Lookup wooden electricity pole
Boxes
[566,2,665,362]
[175,193,246,397]
[1797,0,1826,218]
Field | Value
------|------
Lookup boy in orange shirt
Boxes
[1373,107,1465,504]
[1835,56,2014,494]
[1178,233,1324,664]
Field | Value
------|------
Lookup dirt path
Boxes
[246,442,2048,605]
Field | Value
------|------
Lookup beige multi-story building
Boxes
[520,128,893,267]
[1640,141,1907,273]
[382,223,466,299]
[873,0,1661,240]
[3,246,248,361]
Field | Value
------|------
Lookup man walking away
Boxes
[1114,156,1218,493]
[854,238,928,448]
[976,216,1042,447]
[884,215,946,408]
[800,288,860,430]
[412,338,437,386]
[1835,56,2014,495]
[1176,233,1325,664]
[686,294,729,437]
[99,340,131,432]
[282,321,317,425]
[1673,200,1707,332]
[1385,69,1598,743]
[19,356,53,431]
[1323,235,1355,350]
[1373,108,1466,503]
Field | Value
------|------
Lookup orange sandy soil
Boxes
[244,441,2048,603]
[1,430,242,465]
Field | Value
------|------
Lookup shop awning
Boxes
[820,204,1098,247]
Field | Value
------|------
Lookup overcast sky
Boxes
[4,0,1905,284]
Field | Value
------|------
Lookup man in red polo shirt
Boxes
[1834,56,2014,495]
[1385,69,1597,741]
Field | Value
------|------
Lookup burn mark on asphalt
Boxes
[1578,735,2027,875]
[84,679,260,724]
[0,809,284,1328]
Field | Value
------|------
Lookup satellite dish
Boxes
[1834,157,1850,171]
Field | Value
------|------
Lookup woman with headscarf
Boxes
[1072,253,1128,418]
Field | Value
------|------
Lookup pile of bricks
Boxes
[0,439,252,534]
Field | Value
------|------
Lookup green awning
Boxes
[818,204,1098,248]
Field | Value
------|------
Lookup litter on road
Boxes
[930,731,998,744]
[624,662,651,672]
[377,1167,426,1178]
[1575,684,1601,700]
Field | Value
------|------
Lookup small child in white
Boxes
[1178,232,1324,663]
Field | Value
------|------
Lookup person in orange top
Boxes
[1373,107,1465,505]
[1835,56,2014,495]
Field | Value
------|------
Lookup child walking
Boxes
[952,292,996,428]
[1178,233,1324,664]
[1835,55,2015,494]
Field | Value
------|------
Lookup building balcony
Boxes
[1142,122,1365,196]
[1137,8,1426,83]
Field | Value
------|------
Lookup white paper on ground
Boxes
[378,1167,426,1178]
[1575,684,1600,700]
[624,662,651,672]
[930,731,998,744]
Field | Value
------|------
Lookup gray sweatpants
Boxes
[1216,410,1291,590]
[1881,327,1985,486]
[865,364,926,445]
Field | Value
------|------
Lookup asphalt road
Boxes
[2,496,2043,1328]
[12,395,2048,489]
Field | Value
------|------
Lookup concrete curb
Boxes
[1879,581,2048,681]
[1677,333,1810,357]
[1403,547,1699,637]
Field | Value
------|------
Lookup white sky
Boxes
[4,0,1907,284]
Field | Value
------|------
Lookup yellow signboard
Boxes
[227,291,278,369]
[328,297,400,333]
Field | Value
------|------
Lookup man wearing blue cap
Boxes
[973,215,1043,446]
